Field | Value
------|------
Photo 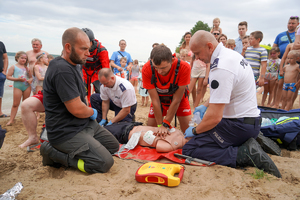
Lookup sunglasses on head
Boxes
[290,16,299,20]
[213,33,220,35]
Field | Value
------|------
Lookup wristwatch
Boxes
[162,122,170,128]
[192,127,198,135]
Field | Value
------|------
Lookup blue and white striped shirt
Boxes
[245,47,268,76]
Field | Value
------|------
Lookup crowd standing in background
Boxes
[0,16,299,177]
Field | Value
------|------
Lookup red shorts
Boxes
[148,96,191,118]
[32,90,43,104]
[130,76,138,81]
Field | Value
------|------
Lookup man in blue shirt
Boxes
[234,21,248,54]
[273,16,299,58]
[110,39,133,79]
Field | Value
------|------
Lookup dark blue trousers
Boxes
[90,93,137,123]
[182,117,261,168]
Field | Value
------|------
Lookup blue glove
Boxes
[193,105,207,119]
[184,127,195,138]
[90,108,98,120]
[107,121,113,126]
[99,119,107,126]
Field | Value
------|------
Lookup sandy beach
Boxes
[1,91,300,200]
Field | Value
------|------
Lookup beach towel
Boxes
[114,144,214,167]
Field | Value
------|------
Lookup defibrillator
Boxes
[135,162,184,187]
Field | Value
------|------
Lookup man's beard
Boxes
[69,46,86,65]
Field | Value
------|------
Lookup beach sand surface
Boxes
[1,91,300,199]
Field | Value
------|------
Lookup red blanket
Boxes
[114,145,215,166]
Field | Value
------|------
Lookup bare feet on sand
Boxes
[19,137,40,148]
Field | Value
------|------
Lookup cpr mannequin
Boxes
[104,122,188,153]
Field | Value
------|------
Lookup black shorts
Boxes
[104,122,143,144]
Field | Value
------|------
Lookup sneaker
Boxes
[237,138,282,178]
[256,132,281,156]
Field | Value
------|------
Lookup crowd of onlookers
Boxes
[178,16,300,111]
[0,16,299,148]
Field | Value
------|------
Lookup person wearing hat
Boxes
[81,28,110,105]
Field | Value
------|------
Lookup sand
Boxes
[1,91,300,200]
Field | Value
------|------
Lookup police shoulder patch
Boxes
[211,80,219,89]
[119,83,126,92]
[210,58,219,70]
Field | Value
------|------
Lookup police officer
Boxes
[81,28,110,104]
[183,30,281,178]
[90,68,137,125]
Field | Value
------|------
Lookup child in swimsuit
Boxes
[129,59,140,92]
[210,17,223,35]
[261,47,281,107]
[281,50,300,110]
[34,52,48,92]
[138,68,149,107]
[6,51,32,126]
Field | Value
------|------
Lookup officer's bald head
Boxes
[189,30,218,64]
[98,68,114,79]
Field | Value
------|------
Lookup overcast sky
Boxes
[0,0,299,62]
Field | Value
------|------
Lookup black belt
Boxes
[225,117,262,125]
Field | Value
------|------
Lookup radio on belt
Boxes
[135,162,184,187]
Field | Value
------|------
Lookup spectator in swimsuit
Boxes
[19,56,54,148]
[129,59,140,92]
[26,38,48,95]
[281,50,300,110]
[33,53,48,93]
[6,51,32,126]
[179,32,193,63]
[261,47,281,107]
[210,17,223,35]
[105,122,188,153]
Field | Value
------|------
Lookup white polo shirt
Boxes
[209,43,260,118]
[100,76,137,108]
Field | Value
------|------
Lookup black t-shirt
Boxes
[0,42,7,73]
[43,56,89,145]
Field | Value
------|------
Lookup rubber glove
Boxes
[106,121,113,126]
[184,127,195,138]
[90,108,98,120]
[193,105,207,119]
[99,119,107,126]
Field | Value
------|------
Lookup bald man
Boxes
[26,38,48,95]
[183,31,281,178]
[90,68,137,126]
[40,27,119,174]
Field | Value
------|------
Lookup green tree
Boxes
[176,21,211,53]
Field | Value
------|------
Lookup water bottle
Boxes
[193,112,202,124]
[188,119,194,127]
[188,112,202,127]
[261,118,272,127]
[121,71,125,79]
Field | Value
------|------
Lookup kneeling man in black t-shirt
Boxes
[40,27,119,173]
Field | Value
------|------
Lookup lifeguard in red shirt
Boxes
[81,28,110,104]
[142,45,192,137]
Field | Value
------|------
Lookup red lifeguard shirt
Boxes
[142,58,191,98]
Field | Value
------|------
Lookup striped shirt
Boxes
[245,47,268,76]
